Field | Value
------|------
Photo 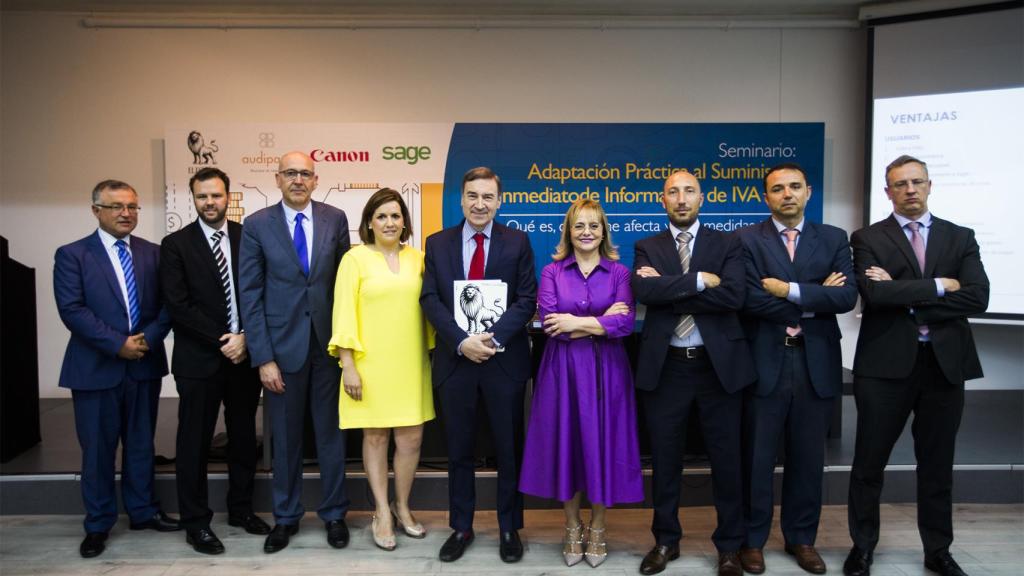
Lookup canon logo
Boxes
[310,148,371,163]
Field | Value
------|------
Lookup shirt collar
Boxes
[282,201,313,224]
[771,217,805,234]
[563,252,611,273]
[892,211,932,229]
[97,228,129,249]
[462,219,494,242]
[198,218,227,240]
[668,219,701,240]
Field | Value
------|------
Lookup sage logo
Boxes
[382,145,431,165]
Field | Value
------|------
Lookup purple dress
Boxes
[519,256,643,506]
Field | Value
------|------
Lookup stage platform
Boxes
[1,392,1021,516]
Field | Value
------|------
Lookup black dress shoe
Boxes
[499,530,523,563]
[79,532,107,558]
[925,550,968,576]
[228,512,271,535]
[843,546,873,576]
[325,519,349,549]
[263,523,299,554]
[130,510,182,532]
[439,530,474,562]
[640,544,680,575]
[186,527,225,555]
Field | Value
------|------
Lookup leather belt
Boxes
[668,345,707,360]
[784,335,804,347]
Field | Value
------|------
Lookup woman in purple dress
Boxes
[520,198,643,567]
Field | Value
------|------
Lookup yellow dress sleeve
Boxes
[327,247,364,360]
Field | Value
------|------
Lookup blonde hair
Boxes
[552,198,618,261]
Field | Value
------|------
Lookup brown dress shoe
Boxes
[786,544,827,575]
[740,547,766,574]
[719,551,744,576]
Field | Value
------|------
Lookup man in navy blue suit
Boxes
[420,167,537,563]
[736,163,857,575]
[239,151,351,554]
[54,179,179,559]
[633,170,755,576]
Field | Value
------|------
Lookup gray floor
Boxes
[1,504,1021,575]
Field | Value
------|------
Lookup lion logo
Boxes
[187,131,219,165]
[459,283,505,333]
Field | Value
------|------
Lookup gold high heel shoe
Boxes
[584,526,607,567]
[370,514,397,551]
[563,521,585,566]
[390,501,427,539]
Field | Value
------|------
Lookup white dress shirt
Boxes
[198,219,240,333]
[97,228,135,332]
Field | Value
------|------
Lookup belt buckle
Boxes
[784,336,800,347]
[685,347,699,359]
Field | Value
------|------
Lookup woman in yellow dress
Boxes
[328,188,434,551]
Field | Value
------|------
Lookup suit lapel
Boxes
[309,202,331,277]
[923,217,946,278]
[484,223,505,279]
[269,202,305,275]
[792,221,821,277]
[657,229,685,275]
[881,216,922,278]
[228,221,242,291]
[189,222,222,283]
[759,219,793,276]
[88,231,127,311]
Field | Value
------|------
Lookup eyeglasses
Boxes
[889,178,928,191]
[94,203,142,213]
[278,169,315,181]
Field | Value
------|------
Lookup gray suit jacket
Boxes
[239,201,350,372]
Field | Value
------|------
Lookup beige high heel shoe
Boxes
[370,514,397,551]
[563,521,585,566]
[584,526,607,567]
[390,501,427,539]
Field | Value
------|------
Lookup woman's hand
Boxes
[342,368,363,401]
[603,301,630,316]
[543,313,580,337]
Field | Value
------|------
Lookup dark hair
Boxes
[359,188,412,244]
[91,179,136,204]
[552,198,619,261]
[762,163,808,193]
[462,166,502,195]
[885,155,929,184]
[189,167,230,194]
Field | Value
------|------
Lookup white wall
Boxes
[1,12,867,397]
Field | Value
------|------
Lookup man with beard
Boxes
[632,170,755,576]
[160,167,271,554]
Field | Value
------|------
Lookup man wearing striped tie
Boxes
[54,179,179,559]
[159,167,270,555]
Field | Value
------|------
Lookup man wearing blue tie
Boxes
[54,180,179,559]
[239,151,352,554]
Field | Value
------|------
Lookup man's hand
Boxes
[259,361,285,394]
[460,333,497,363]
[117,333,149,360]
[543,313,582,337]
[636,266,660,278]
[219,333,248,364]
[940,278,961,292]
[603,301,630,316]
[762,277,790,298]
[822,272,847,287]
[865,266,892,281]
[342,368,363,401]
[701,272,721,288]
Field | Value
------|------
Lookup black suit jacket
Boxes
[851,214,989,384]
[160,220,244,379]
[738,219,858,398]
[420,221,537,387]
[632,226,755,393]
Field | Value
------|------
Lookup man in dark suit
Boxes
[633,170,756,576]
[160,167,271,555]
[420,167,537,563]
[844,156,989,576]
[54,179,180,559]
[238,151,351,553]
[736,163,857,575]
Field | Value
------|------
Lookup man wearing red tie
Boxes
[420,167,537,563]
[844,155,989,576]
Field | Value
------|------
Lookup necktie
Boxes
[783,229,802,337]
[907,221,929,337]
[468,232,485,280]
[211,230,234,330]
[114,239,140,331]
[673,231,696,340]
[294,213,309,277]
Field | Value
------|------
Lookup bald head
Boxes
[275,151,318,210]
[662,170,703,229]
